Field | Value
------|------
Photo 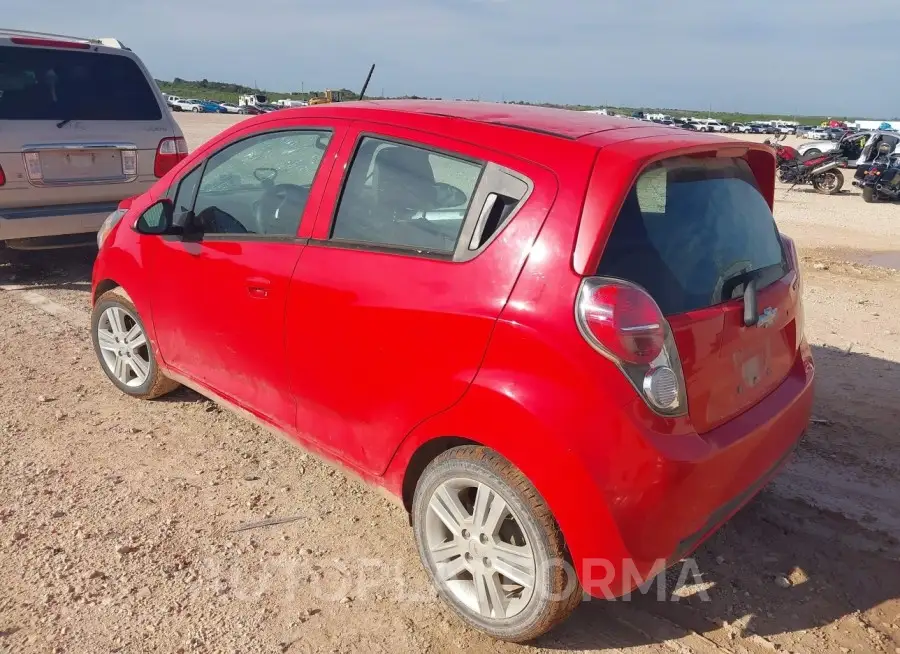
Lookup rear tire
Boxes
[412,446,582,642]
[812,169,844,195]
[862,186,877,203]
[91,289,180,400]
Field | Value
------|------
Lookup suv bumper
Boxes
[0,202,118,244]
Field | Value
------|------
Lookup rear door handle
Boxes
[247,277,271,298]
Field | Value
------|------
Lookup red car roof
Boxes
[291,100,641,140]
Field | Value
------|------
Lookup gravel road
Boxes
[0,113,898,654]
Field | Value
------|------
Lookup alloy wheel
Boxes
[424,478,537,619]
[96,306,151,387]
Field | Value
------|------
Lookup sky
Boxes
[11,0,900,118]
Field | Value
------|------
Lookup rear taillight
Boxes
[580,283,664,365]
[154,137,188,178]
[576,277,687,415]
[780,234,805,345]
[0,164,5,187]
[781,233,799,272]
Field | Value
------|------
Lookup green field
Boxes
[155,78,861,126]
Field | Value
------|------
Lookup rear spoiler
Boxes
[0,28,130,50]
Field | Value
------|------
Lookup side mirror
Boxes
[135,199,175,235]
[432,182,468,209]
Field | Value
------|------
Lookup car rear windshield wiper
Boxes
[56,119,72,128]
[719,263,785,304]
[719,263,785,326]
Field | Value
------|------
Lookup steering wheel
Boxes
[252,184,309,234]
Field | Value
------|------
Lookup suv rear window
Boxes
[0,45,162,121]
[596,156,787,316]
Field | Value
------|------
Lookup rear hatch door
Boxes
[596,155,798,432]
[0,39,176,209]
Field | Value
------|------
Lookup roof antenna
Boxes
[358,64,375,101]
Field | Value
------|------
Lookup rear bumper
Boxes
[0,202,118,242]
[573,342,815,598]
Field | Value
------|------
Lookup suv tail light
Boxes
[0,164,5,187]
[154,137,188,178]
[576,278,687,416]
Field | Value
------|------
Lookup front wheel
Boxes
[91,289,180,400]
[412,446,581,642]
[192,106,200,113]
[862,186,877,203]
[812,169,844,194]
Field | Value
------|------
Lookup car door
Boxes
[284,122,558,473]
[141,119,347,428]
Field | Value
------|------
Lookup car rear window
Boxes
[596,156,787,316]
[0,45,162,121]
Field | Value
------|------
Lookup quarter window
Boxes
[187,130,332,237]
[172,166,202,214]
[330,137,483,254]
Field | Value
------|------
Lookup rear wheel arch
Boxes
[385,379,627,581]
[400,435,481,512]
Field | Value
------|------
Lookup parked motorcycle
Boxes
[764,134,845,195]
[852,141,900,202]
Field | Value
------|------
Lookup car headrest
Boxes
[373,146,436,213]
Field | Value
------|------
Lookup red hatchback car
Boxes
[91,101,814,642]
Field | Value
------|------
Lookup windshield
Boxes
[597,157,788,316]
[0,45,162,121]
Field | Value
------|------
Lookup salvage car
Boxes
[90,101,814,642]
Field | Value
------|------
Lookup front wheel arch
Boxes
[92,278,122,306]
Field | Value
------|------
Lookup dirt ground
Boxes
[1,114,898,654]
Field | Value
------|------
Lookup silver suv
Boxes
[0,29,187,250]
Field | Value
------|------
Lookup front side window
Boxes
[330,137,483,254]
[598,157,787,315]
[189,130,332,237]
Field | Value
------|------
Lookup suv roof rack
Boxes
[0,28,130,50]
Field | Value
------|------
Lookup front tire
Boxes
[412,446,581,642]
[812,169,844,194]
[91,289,179,400]
[192,106,200,113]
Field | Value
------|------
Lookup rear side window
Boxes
[597,157,787,316]
[0,45,162,121]
[330,137,483,254]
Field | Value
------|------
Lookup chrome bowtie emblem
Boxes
[757,306,778,328]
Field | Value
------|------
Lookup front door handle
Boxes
[247,277,271,298]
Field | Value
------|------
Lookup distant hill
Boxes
[155,78,360,105]
[154,78,853,125]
